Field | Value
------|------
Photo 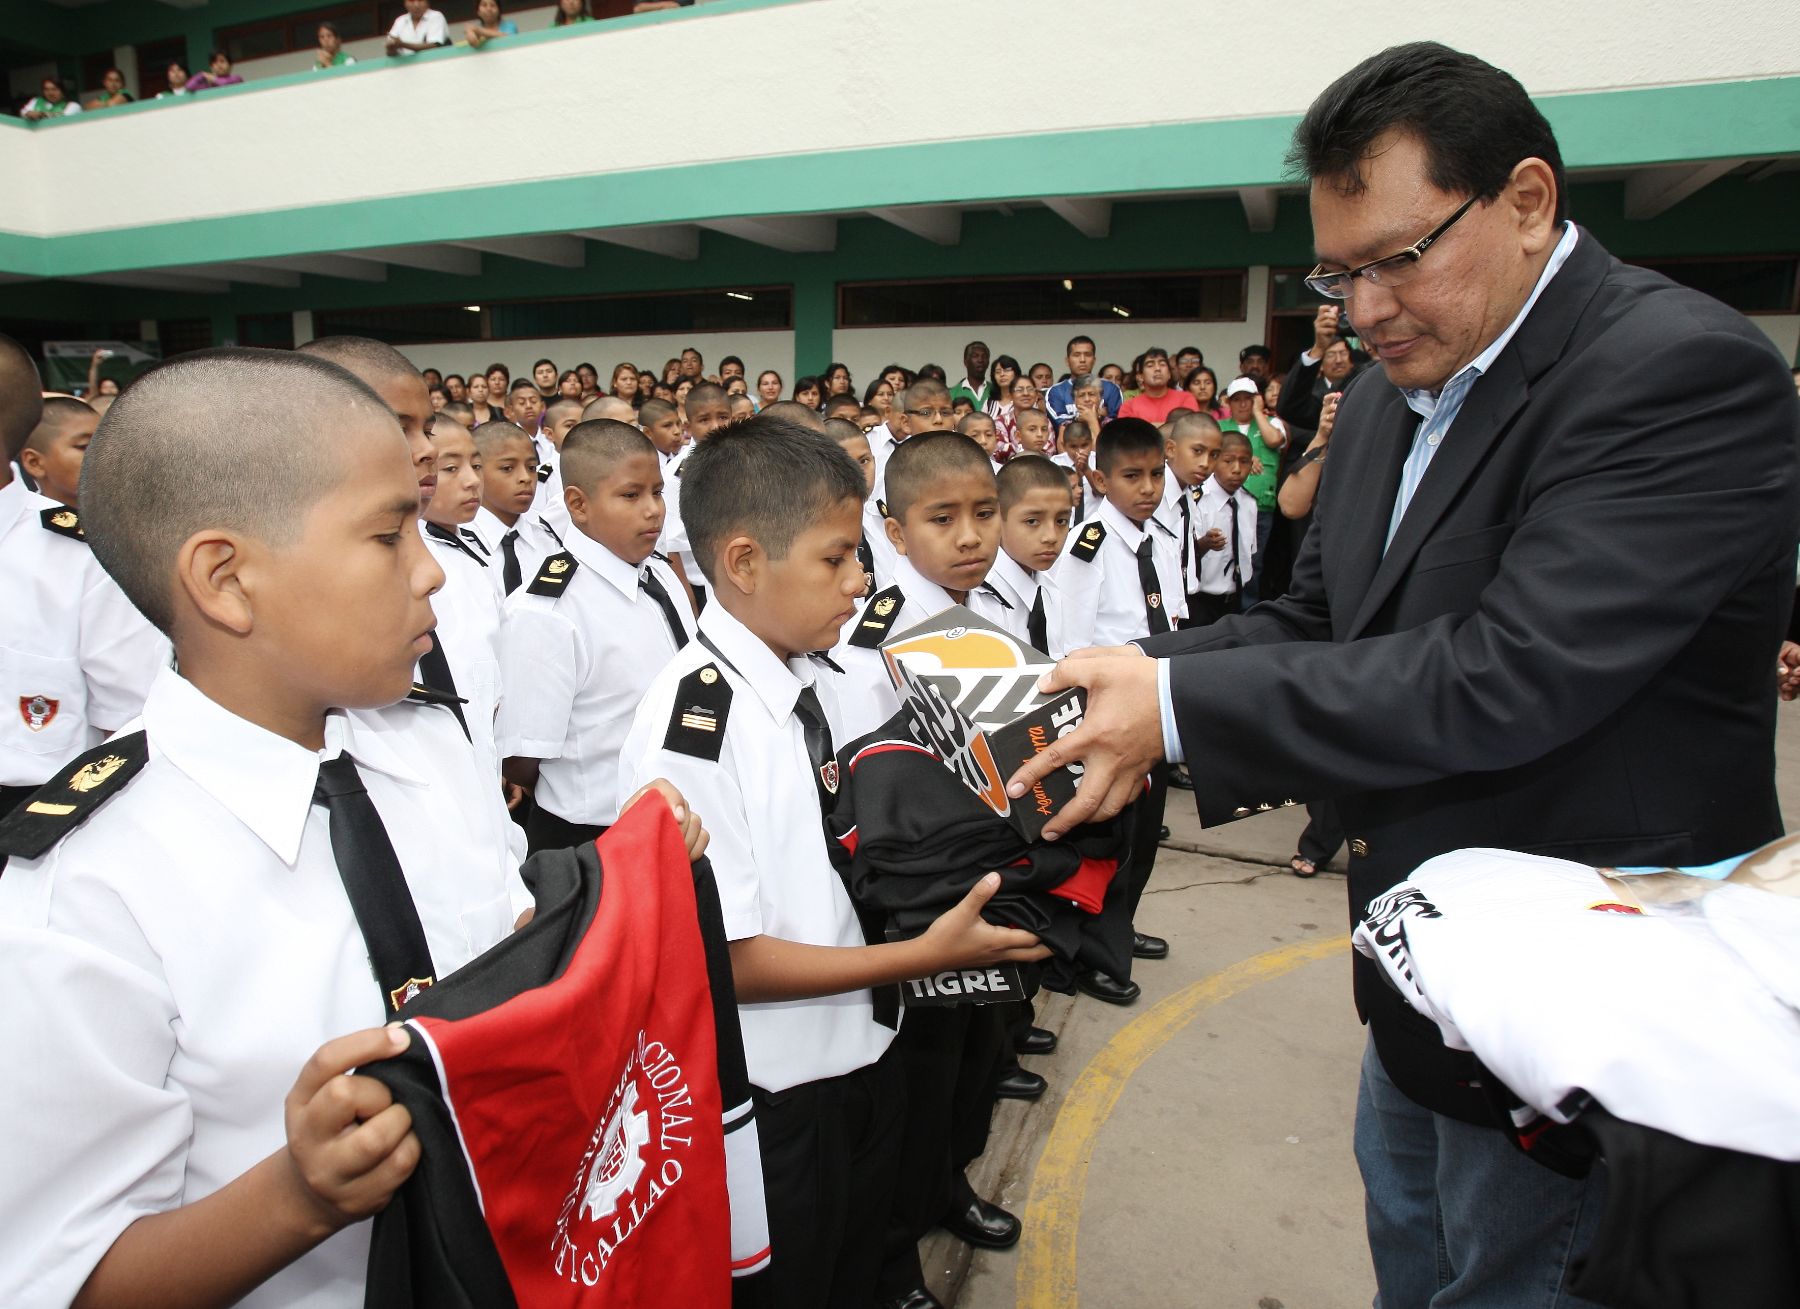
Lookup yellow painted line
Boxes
[1015,934,1349,1308]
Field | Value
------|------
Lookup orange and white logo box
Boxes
[879,605,1086,843]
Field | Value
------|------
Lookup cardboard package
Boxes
[878,605,1086,844]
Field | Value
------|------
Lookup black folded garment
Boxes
[826,706,1138,990]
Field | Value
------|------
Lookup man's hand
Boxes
[1312,304,1340,357]
[1005,648,1164,839]
[919,872,1053,969]
[1778,642,1800,701]
[282,1027,420,1237]
[624,778,709,861]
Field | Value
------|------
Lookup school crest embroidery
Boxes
[67,754,127,792]
[548,557,571,574]
[873,596,896,617]
[19,695,57,732]
[390,976,435,1011]
[819,759,840,795]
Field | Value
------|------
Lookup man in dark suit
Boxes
[1007,41,1800,1308]
[1276,303,1362,437]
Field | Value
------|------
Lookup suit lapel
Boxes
[1329,382,1413,633]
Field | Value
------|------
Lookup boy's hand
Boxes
[1249,456,1265,477]
[921,873,1052,969]
[1778,642,1800,701]
[624,778,710,861]
[1201,528,1227,552]
[282,1027,420,1235]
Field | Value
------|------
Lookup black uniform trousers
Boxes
[1123,763,1171,928]
[734,1052,905,1309]
[1181,590,1242,628]
[522,804,606,856]
[877,1003,1008,1299]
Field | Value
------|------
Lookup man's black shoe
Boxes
[1076,969,1141,1005]
[940,1195,1022,1249]
[1016,1025,1058,1056]
[882,1290,945,1309]
[1159,824,1171,841]
[1132,932,1170,960]
[1169,765,1194,790]
[995,1069,1047,1101]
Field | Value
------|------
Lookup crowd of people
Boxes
[0,303,1368,1308]
[13,0,694,120]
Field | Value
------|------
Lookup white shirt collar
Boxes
[1199,473,1245,505]
[986,550,1039,608]
[0,472,29,534]
[1404,222,1580,414]
[1097,497,1149,548]
[471,506,517,545]
[696,601,814,724]
[143,666,425,866]
[563,525,645,601]
[894,556,959,614]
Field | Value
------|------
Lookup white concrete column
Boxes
[292,310,314,347]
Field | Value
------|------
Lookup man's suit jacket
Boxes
[1140,229,1800,1122]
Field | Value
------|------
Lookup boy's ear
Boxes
[719,534,759,596]
[176,530,255,637]
[17,446,46,479]
[883,511,908,557]
[1090,466,1110,498]
[563,483,587,526]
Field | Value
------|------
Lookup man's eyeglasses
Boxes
[906,407,956,421]
[1304,195,1479,300]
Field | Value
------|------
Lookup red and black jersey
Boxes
[826,706,1139,990]
[364,795,769,1307]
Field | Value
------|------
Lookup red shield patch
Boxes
[19,695,58,733]
[819,760,840,795]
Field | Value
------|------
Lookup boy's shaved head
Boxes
[758,400,825,431]
[823,416,865,447]
[25,396,96,453]
[680,415,864,585]
[297,335,419,387]
[582,394,636,423]
[1167,410,1223,444]
[885,430,995,521]
[471,418,534,457]
[636,396,677,426]
[1218,429,1254,456]
[560,419,655,492]
[998,453,1069,512]
[899,379,950,412]
[1096,416,1163,473]
[81,348,398,632]
[544,396,582,421]
[0,333,44,461]
[684,381,728,411]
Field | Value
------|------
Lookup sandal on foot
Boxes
[1289,855,1318,879]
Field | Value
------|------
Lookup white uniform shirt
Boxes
[830,556,957,743]
[862,498,897,591]
[420,522,505,779]
[0,667,527,1309]
[618,602,896,1092]
[970,550,1068,658]
[1050,451,1103,519]
[657,446,710,589]
[496,530,691,826]
[469,505,561,594]
[387,7,449,47]
[1155,473,1205,600]
[1052,498,1183,650]
[532,439,571,537]
[0,476,168,788]
[1193,474,1258,596]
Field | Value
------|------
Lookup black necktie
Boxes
[639,566,689,650]
[1177,492,1193,595]
[425,521,487,567]
[500,529,522,595]
[312,753,437,1013]
[416,632,469,735]
[1136,537,1171,636]
[1226,493,1243,593]
[1027,585,1048,654]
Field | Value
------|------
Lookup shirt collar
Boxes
[143,667,425,866]
[987,550,1038,607]
[0,473,29,535]
[471,506,516,545]
[563,526,645,600]
[894,556,958,614]
[1403,222,1579,417]
[1097,497,1148,548]
[696,601,812,724]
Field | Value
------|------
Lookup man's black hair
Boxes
[1239,344,1272,362]
[720,355,744,371]
[1096,416,1163,474]
[1288,41,1567,224]
[532,357,555,372]
[680,415,864,584]
[508,377,538,394]
[1065,334,1096,355]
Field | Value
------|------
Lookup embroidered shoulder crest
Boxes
[0,731,148,860]
[39,505,85,542]
[663,664,732,761]
[527,551,578,597]
[1069,520,1106,563]
[848,586,905,649]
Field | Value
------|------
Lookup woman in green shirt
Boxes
[313,23,357,69]
[21,79,81,121]
[553,0,596,24]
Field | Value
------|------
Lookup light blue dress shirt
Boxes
[1155,223,1580,765]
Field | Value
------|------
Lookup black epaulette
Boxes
[537,464,553,483]
[38,505,85,542]
[0,731,148,860]
[527,551,577,597]
[977,582,1013,609]
[848,586,905,649]
[405,682,469,710]
[1068,520,1106,563]
[876,498,889,519]
[663,663,732,761]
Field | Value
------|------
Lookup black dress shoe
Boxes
[1159,824,1171,841]
[882,1290,945,1309]
[1132,931,1170,960]
[1169,765,1194,791]
[940,1194,1022,1249]
[995,1068,1047,1101]
[1076,969,1141,1005]
[1016,1025,1058,1056]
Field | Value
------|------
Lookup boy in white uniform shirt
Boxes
[0,338,166,831]
[1156,411,1224,622]
[0,349,536,1309]
[655,383,733,611]
[971,455,1073,657]
[534,395,583,535]
[1189,429,1258,627]
[498,420,694,853]
[470,419,561,596]
[386,0,449,53]
[619,415,1044,1309]
[1050,415,1180,1000]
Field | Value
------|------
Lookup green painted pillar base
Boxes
[792,270,834,378]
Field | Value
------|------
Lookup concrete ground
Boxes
[927,704,1800,1309]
